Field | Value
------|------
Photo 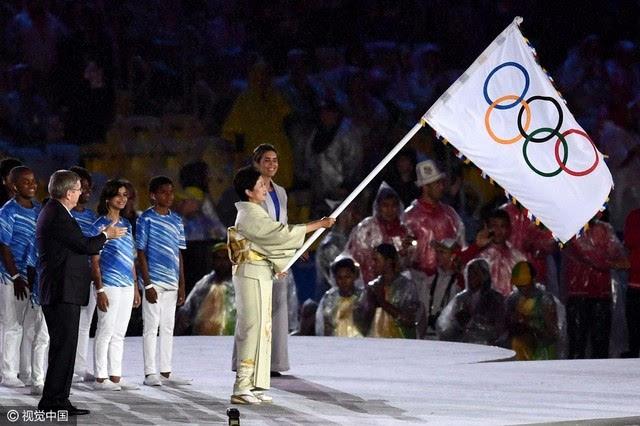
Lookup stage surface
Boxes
[1,336,640,425]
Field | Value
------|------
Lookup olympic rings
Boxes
[483,62,530,109]
[482,61,598,177]
[523,128,568,177]
[517,96,563,142]
[554,129,599,176]
[485,95,531,144]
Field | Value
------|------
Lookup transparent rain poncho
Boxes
[356,270,421,339]
[177,271,236,336]
[477,243,527,297]
[404,195,466,276]
[503,283,567,360]
[437,259,505,345]
[344,182,413,284]
[316,255,367,337]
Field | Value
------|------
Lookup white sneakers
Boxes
[1,377,26,388]
[93,379,122,391]
[143,374,162,387]
[144,373,193,387]
[94,378,140,391]
[159,374,192,386]
[117,380,140,391]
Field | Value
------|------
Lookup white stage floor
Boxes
[2,336,640,425]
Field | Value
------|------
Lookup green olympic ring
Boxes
[522,127,568,177]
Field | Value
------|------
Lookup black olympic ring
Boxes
[517,96,564,143]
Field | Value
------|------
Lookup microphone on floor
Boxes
[227,407,240,425]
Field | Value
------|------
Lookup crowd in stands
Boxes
[1,1,640,394]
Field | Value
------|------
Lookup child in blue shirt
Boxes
[136,176,190,386]
[24,240,49,395]
[69,166,99,383]
[0,166,41,388]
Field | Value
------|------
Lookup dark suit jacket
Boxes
[36,199,106,306]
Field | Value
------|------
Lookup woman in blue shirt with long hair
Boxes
[91,179,140,391]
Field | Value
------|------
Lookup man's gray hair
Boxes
[48,170,80,200]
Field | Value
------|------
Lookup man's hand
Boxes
[13,277,29,300]
[103,221,127,239]
[145,286,158,303]
[97,291,109,312]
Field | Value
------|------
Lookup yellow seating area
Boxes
[81,114,235,207]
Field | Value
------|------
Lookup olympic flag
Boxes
[423,17,613,243]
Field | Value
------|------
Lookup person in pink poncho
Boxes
[344,182,413,284]
[562,219,629,359]
[501,203,558,290]
[474,209,527,297]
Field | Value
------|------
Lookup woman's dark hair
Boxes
[330,257,359,276]
[97,179,129,216]
[233,166,262,202]
[252,143,277,165]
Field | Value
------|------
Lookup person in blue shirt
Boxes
[69,166,98,383]
[91,179,140,391]
[0,166,41,388]
[136,176,191,387]
[69,166,97,236]
[24,240,49,396]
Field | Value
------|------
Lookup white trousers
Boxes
[74,286,97,375]
[94,286,134,379]
[142,286,177,375]
[1,282,30,379]
[22,304,49,385]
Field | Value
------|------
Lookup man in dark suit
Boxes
[36,170,125,415]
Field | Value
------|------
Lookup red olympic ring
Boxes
[553,129,599,176]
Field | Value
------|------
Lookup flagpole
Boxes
[283,120,426,272]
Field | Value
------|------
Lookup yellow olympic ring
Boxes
[484,95,531,144]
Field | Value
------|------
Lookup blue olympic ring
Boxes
[483,62,530,110]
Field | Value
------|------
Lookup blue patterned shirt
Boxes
[71,208,98,237]
[136,208,186,289]
[0,198,40,280]
[93,216,135,287]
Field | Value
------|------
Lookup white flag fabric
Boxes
[423,17,613,243]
